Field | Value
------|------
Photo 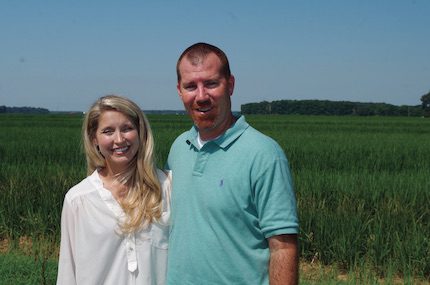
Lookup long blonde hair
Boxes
[82,95,162,233]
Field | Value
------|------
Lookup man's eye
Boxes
[184,85,196,91]
[206,81,218,88]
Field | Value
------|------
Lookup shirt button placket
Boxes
[126,234,137,272]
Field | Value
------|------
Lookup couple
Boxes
[57,42,299,285]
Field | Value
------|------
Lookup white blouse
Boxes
[56,169,171,285]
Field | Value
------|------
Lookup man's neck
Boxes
[199,113,237,141]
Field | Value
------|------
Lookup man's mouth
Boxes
[195,106,212,113]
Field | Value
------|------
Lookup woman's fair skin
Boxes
[93,110,139,200]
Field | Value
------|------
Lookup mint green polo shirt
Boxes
[166,115,298,285]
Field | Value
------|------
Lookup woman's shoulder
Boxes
[156,169,172,186]
[156,168,172,203]
[64,171,99,201]
[154,169,171,226]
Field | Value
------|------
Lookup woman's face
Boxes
[93,110,139,172]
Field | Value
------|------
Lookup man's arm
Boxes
[268,234,299,285]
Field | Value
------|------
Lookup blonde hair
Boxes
[82,95,162,233]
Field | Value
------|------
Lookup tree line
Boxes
[241,99,425,117]
[0,105,50,114]
[2,90,429,116]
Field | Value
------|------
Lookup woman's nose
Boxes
[114,131,125,143]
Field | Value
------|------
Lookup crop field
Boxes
[0,113,429,284]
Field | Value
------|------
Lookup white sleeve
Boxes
[164,170,172,212]
[158,170,172,225]
[56,196,77,285]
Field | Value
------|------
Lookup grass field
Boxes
[0,113,429,284]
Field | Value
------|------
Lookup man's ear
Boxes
[177,83,182,98]
[228,75,235,96]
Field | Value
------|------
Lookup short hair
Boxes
[82,95,162,233]
[176,42,231,82]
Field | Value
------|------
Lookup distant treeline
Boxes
[241,100,423,116]
[144,110,187,115]
[0,105,50,114]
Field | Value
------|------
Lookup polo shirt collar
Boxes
[186,115,249,149]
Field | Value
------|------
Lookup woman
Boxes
[57,95,170,285]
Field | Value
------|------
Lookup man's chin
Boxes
[193,118,216,131]
[196,122,215,131]
[192,114,215,125]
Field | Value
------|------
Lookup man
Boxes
[166,42,299,285]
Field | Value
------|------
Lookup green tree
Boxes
[421,91,430,117]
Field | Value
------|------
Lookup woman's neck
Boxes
[98,168,129,201]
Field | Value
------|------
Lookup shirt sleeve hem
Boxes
[264,227,299,239]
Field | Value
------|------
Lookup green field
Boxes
[0,113,429,284]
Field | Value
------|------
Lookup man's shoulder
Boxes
[173,130,189,142]
[166,130,192,170]
[241,125,284,154]
[170,130,190,150]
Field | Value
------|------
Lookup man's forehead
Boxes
[187,54,205,66]
[183,52,220,66]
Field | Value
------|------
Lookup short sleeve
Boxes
[254,157,299,238]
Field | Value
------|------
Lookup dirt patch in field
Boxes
[0,236,60,259]
[300,260,347,282]
[0,238,9,253]
[300,260,427,285]
[0,236,34,254]
[19,236,33,254]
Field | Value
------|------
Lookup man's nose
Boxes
[196,86,209,101]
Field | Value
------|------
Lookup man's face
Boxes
[177,53,235,140]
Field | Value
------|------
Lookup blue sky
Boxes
[1,0,429,112]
